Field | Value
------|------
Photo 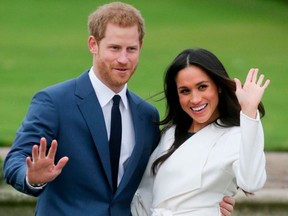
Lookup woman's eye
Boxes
[199,85,208,90]
[179,89,189,94]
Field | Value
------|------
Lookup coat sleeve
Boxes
[233,111,267,192]
[3,90,58,196]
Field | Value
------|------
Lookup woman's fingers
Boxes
[262,79,270,89]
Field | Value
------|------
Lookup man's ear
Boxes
[88,36,98,54]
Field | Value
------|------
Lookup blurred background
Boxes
[0,0,287,151]
[1,0,288,215]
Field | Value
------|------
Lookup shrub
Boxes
[0,157,3,184]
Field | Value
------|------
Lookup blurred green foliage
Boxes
[0,0,288,150]
[0,157,3,184]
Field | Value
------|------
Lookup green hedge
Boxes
[1,0,288,150]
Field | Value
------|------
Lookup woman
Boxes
[131,48,270,215]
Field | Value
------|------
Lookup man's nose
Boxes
[117,51,128,64]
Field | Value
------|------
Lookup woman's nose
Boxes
[190,92,201,104]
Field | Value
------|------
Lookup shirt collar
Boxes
[88,67,128,109]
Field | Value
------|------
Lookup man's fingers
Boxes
[220,196,235,216]
[55,157,69,172]
[47,140,58,159]
[39,137,47,159]
[26,156,32,168]
[31,145,39,162]
[220,207,231,216]
[220,202,233,216]
[223,196,235,206]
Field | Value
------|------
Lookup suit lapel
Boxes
[75,72,113,189]
[115,91,145,195]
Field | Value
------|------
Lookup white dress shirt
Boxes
[89,68,135,185]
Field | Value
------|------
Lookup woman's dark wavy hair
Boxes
[152,48,266,175]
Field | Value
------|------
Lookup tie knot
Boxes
[113,95,121,106]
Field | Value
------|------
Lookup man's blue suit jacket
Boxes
[4,71,160,216]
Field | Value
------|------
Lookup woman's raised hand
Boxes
[234,68,270,118]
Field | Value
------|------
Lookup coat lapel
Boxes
[75,72,113,189]
[153,123,226,206]
[115,91,146,195]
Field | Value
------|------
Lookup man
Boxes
[3,2,234,215]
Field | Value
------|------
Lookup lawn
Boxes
[0,0,287,150]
